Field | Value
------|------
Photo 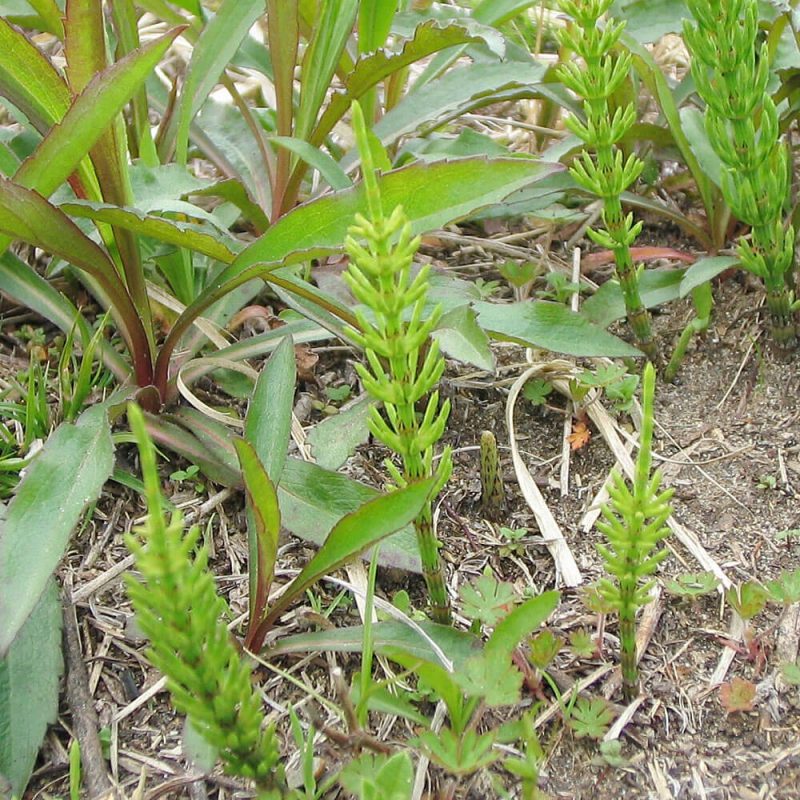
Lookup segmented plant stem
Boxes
[618,607,638,700]
[603,197,656,361]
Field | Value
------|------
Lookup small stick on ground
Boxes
[63,593,116,800]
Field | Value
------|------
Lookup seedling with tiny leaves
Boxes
[684,0,797,349]
[664,572,720,599]
[596,362,672,700]
[344,102,453,624]
[556,0,656,359]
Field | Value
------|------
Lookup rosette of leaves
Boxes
[124,403,286,798]
[684,0,796,349]
[344,103,453,624]
[595,363,672,700]
[555,0,655,360]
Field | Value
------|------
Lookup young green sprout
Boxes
[555,0,656,360]
[684,0,796,350]
[344,102,453,624]
[596,363,672,700]
[480,429,505,518]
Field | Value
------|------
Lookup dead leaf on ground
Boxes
[567,420,591,451]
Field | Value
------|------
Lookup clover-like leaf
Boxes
[765,569,800,605]
[414,728,498,775]
[453,654,523,707]
[569,696,614,740]
[726,582,768,621]
[458,568,516,626]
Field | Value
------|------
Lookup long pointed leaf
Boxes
[0,406,113,656]
[234,440,281,650]
[60,200,241,264]
[13,26,183,199]
[294,0,358,145]
[175,0,265,164]
[245,335,296,483]
[65,0,153,332]
[260,477,435,631]
[0,179,151,378]
[0,17,70,134]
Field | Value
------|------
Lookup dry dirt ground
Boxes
[5,258,800,800]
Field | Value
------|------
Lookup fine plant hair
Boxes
[344,102,453,624]
[124,403,287,798]
[555,0,656,360]
[684,0,796,349]
[595,362,672,700]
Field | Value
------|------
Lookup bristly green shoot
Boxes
[344,101,453,624]
[595,363,672,700]
[124,403,286,798]
[555,0,656,360]
[684,0,796,350]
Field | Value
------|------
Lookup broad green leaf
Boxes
[158,157,561,366]
[175,0,264,163]
[610,0,689,43]
[270,620,480,667]
[262,477,435,626]
[237,158,557,270]
[192,99,271,214]
[245,335,296,483]
[0,16,70,133]
[306,395,372,471]
[271,135,352,191]
[485,591,560,660]
[278,458,421,572]
[371,61,546,152]
[0,405,113,656]
[432,305,495,371]
[59,200,241,264]
[474,300,642,357]
[680,256,739,297]
[581,270,686,329]
[13,27,181,199]
[0,578,61,798]
[234,439,280,647]
[295,0,358,144]
[25,0,64,36]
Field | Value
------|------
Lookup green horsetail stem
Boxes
[595,363,672,700]
[344,102,452,624]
